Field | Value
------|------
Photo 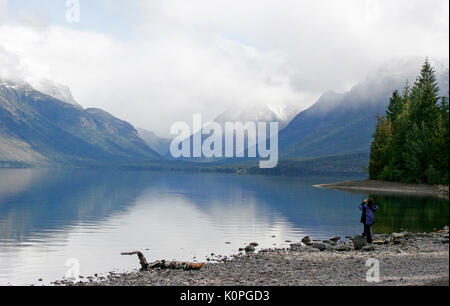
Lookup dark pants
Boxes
[362,224,373,243]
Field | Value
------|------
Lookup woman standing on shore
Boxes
[360,198,379,243]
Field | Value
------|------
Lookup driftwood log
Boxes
[121,251,204,271]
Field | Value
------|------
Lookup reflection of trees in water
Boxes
[1,170,447,242]
[371,195,449,234]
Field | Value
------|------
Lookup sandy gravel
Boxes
[57,229,449,287]
[314,180,449,199]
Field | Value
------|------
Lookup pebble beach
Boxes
[56,227,449,287]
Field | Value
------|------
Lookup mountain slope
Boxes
[28,79,83,109]
[214,103,301,131]
[0,79,161,165]
[172,102,302,161]
[137,128,172,156]
[278,62,449,159]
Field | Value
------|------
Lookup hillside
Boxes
[278,61,449,159]
[137,128,172,156]
[0,79,161,166]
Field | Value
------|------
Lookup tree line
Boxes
[369,59,449,185]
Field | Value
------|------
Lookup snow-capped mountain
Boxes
[214,103,302,131]
[27,79,83,109]
[173,102,303,161]
[0,78,161,165]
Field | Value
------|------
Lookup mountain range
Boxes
[0,79,161,167]
[173,58,449,167]
[137,128,172,156]
[278,59,449,159]
[1,59,448,174]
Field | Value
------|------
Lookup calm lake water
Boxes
[0,169,448,285]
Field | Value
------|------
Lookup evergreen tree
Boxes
[433,96,449,184]
[389,88,411,180]
[369,115,392,180]
[369,59,448,185]
[402,59,441,183]
[409,58,440,128]
[403,122,432,183]
[386,90,403,123]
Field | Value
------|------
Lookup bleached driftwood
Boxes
[121,251,204,271]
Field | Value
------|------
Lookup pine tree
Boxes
[389,87,411,180]
[402,59,441,183]
[369,115,392,180]
[433,96,449,184]
[409,58,440,128]
[369,59,448,185]
[403,122,432,183]
[386,90,404,123]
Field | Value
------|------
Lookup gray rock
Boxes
[373,240,385,245]
[311,242,326,251]
[290,243,303,251]
[335,245,351,252]
[302,236,311,244]
[245,245,256,252]
[305,247,320,253]
[400,231,411,238]
[330,236,341,242]
[362,245,376,252]
[374,234,388,240]
[249,242,259,247]
[391,233,405,239]
[353,235,368,250]
[394,238,407,245]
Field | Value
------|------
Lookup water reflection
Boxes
[371,194,449,234]
[0,169,447,285]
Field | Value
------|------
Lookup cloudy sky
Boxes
[0,0,449,137]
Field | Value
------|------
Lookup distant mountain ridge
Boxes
[28,78,83,109]
[278,60,449,159]
[0,79,161,166]
[1,59,448,173]
[214,103,302,131]
[177,59,449,166]
[171,102,302,161]
[137,128,172,156]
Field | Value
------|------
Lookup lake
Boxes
[0,169,448,285]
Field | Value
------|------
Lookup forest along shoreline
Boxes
[314,180,449,199]
[56,227,449,286]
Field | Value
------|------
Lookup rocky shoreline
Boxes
[314,180,449,199]
[56,227,449,287]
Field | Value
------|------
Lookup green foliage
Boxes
[369,115,392,179]
[386,90,404,123]
[369,59,449,185]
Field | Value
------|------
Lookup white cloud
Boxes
[0,0,7,23]
[0,45,26,80]
[0,0,448,136]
